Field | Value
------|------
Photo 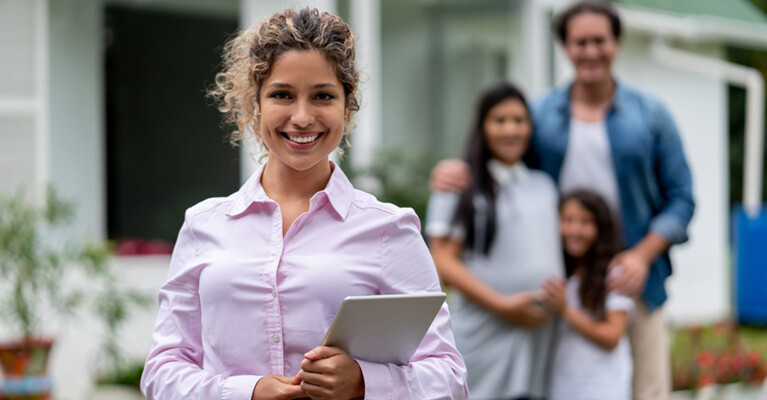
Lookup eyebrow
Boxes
[266,82,340,89]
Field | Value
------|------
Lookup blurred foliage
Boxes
[0,187,150,382]
[672,322,767,391]
[339,146,438,227]
[95,359,145,390]
[0,187,93,338]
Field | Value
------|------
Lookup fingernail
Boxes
[305,350,315,358]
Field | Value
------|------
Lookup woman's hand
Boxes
[540,276,567,314]
[295,346,365,400]
[493,291,550,328]
[251,375,306,400]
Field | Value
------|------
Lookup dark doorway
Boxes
[105,6,239,244]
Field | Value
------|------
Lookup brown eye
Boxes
[315,92,335,101]
[269,91,291,100]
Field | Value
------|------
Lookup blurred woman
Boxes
[426,81,563,400]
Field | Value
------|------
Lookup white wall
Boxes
[0,0,46,197]
[554,34,730,325]
[48,0,105,241]
[42,258,166,400]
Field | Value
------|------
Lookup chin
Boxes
[578,72,609,84]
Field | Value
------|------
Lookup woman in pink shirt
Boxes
[140,8,467,400]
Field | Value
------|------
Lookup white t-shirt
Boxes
[558,118,621,217]
[549,275,634,400]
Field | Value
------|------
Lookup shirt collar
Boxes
[487,159,529,185]
[227,161,354,220]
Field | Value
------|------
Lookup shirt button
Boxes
[272,334,280,343]
[271,289,277,298]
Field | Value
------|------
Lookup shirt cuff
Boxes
[357,360,391,400]
[649,214,688,245]
[221,375,262,400]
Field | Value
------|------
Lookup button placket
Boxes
[266,204,285,375]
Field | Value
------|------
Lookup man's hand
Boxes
[296,346,364,400]
[607,250,650,297]
[429,159,471,192]
[251,375,306,400]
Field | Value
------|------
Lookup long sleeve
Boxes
[358,208,469,400]
[648,103,695,245]
[140,213,262,400]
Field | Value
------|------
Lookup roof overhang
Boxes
[616,5,767,50]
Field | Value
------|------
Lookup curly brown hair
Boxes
[208,8,359,150]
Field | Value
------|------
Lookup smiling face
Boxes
[560,198,599,259]
[258,49,347,175]
[564,12,619,85]
[483,98,531,166]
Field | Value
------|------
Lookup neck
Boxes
[260,159,333,203]
[571,77,615,106]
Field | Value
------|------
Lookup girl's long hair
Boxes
[560,189,622,319]
[452,82,530,255]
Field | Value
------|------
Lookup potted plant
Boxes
[0,187,146,399]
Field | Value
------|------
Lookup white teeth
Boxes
[288,134,319,144]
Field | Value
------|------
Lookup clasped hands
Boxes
[252,346,364,400]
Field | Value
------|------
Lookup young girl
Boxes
[140,8,467,400]
[542,189,634,400]
[427,81,563,400]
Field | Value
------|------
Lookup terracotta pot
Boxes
[0,338,54,400]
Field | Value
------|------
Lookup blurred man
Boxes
[430,2,694,399]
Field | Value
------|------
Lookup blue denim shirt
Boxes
[529,82,695,311]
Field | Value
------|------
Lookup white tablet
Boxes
[322,293,447,365]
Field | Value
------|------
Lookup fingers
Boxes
[303,346,344,361]
[253,375,305,400]
[430,159,471,192]
[300,346,350,374]
[273,375,298,384]
[291,372,301,385]
[297,352,364,400]
[523,305,549,327]
[608,252,624,270]
[608,266,641,297]
[300,379,331,400]
[296,369,328,388]
[541,276,565,292]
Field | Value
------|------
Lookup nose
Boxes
[290,99,315,128]
[503,120,523,135]
[583,41,601,58]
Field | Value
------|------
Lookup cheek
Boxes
[585,228,599,246]
[483,121,496,138]
[519,124,532,140]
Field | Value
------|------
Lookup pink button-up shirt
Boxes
[141,164,468,400]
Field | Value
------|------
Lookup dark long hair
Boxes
[559,189,622,319]
[453,82,530,255]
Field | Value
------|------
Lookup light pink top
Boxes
[141,164,468,400]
